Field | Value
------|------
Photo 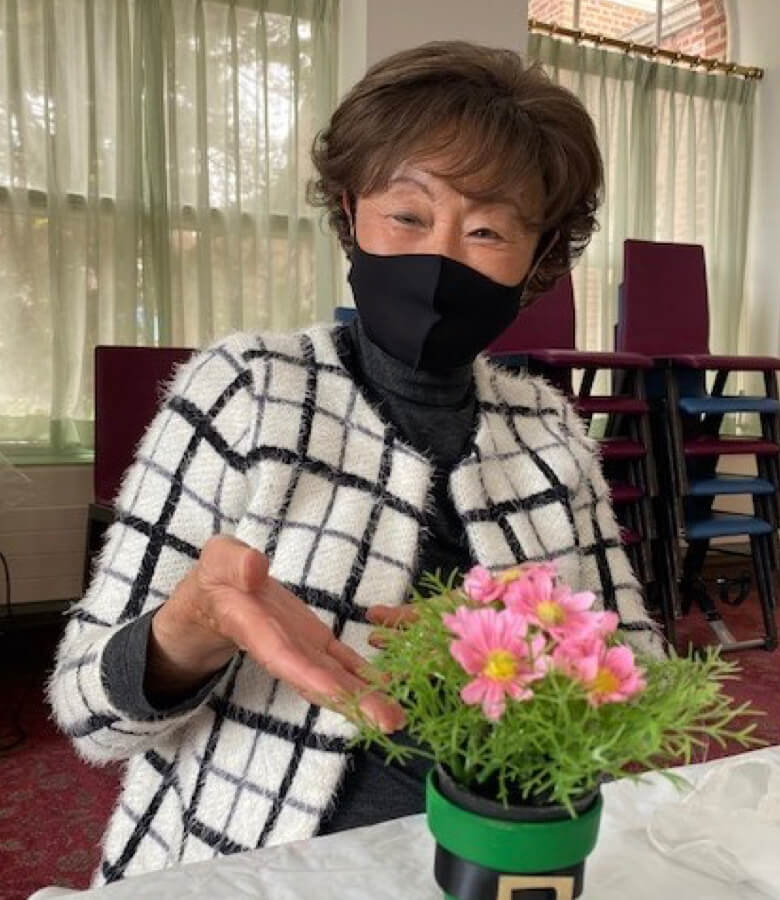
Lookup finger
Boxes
[365,604,419,628]
[200,535,269,595]
[325,634,374,677]
[325,634,390,687]
[273,649,404,733]
[367,630,389,650]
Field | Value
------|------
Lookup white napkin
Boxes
[646,757,780,898]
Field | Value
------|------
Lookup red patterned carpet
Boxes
[1,591,779,900]
[0,625,121,900]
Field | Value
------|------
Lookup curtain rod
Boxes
[528,18,763,80]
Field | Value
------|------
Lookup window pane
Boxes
[528,1,576,28]
[579,0,657,41]
[660,0,727,61]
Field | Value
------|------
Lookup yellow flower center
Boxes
[591,667,620,696]
[497,566,526,584]
[482,650,519,682]
[536,600,566,626]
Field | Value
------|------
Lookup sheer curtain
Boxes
[528,33,756,372]
[0,0,339,458]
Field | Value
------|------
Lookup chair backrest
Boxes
[617,239,710,356]
[94,345,194,506]
[488,273,575,354]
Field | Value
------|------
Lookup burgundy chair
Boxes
[83,345,195,591]
[618,239,779,651]
[488,275,673,640]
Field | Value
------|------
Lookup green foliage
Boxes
[348,573,765,813]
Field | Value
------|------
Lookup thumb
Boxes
[239,547,269,595]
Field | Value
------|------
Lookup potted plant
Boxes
[349,563,763,900]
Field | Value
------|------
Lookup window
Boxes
[529,0,728,61]
[527,2,754,429]
[0,0,339,460]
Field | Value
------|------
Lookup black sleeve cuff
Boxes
[101,609,228,720]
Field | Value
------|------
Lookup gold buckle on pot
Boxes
[496,874,575,900]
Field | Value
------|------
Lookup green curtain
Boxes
[529,33,757,429]
[0,0,340,459]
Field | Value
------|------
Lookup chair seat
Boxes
[575,396,649,415]
[678,396,780,415]
[685,513,773,540]
[683,436,780,457]
[688,474,776,497]
[528,349,653,369]
[663,353,780,371]
[598,438,647,460]
[609,482,644,503]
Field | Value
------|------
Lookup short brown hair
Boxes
[308,41,603,298]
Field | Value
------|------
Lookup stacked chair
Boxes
[617,239,779,651]
[489,276,675,641]
[83,345,194,592]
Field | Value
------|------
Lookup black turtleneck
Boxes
[335,318,477,584]
[319,319,479,836]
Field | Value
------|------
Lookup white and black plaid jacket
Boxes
[49,324,661,884]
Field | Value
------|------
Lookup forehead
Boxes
[386,155,544,223]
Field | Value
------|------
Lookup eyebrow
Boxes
[387,174,535,228]
[386,175,435,199]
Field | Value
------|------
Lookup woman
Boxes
[50,41,662,884]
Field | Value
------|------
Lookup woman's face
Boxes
[353,159,542,287]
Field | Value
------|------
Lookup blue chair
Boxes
[618,239,779,651]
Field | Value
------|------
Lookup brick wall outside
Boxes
[528,0,570,26]
[529,0,728,60]
[578,1,652,38]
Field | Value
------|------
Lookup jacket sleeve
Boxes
[48,334,261,764]
[563,401,667,659]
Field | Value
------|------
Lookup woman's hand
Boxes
[147,534,405,732]
[365,603,419,649]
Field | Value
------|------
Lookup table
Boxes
[30,746,780,900]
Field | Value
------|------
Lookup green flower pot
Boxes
[426,767,603,900]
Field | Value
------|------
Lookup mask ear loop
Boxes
[519,229,560,306]
[343,191,357,247]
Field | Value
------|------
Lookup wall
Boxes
[1,465,90,610]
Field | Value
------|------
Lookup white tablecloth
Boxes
[29,747,780,900]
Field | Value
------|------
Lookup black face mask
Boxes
[347,242,526,372]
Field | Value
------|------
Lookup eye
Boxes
[391,212,423,227]
[469,227,503,241]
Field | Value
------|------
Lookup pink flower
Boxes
[504,570,596,641]
[552,634,605,676]
[443,606,548,720]
[462,566,505,605]
[557,642,646,707]
[589,610,620,638]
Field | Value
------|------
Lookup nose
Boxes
[427,218,463,263]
